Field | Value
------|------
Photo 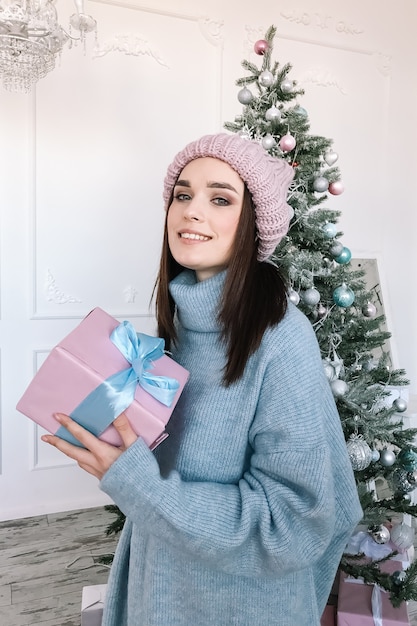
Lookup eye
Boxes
[174,192,191,201]
[212,196,230,206]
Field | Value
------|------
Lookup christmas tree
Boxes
[224,24,417,606]
[102,24,417,607]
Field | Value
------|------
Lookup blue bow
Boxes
[56,322,179,447]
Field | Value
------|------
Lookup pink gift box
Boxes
[321,604,336,626]
[16,307,189,449]
[337,560,409,626]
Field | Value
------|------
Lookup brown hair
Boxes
[154,187,288,385]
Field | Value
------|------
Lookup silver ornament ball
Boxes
[390,522,415,550]
[362,302,377,318]
[329,241,344,257]
[301,287,321,306]
[346,435,373,471]
[379,448,396,467]
[265,106,281,122]
[369,524,390,544]
[237,87,253,104]
[262,134,276,150]
[393,397,408,413]
[313,176,329,193]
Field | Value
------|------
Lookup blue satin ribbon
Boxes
[56,321,180,447]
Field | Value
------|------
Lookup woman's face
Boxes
[167,157,244,281]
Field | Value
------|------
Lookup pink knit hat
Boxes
[163,133,294,261]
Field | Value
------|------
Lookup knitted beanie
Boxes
[163,133,294,261]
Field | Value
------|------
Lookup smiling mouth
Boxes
[180,232,211,242]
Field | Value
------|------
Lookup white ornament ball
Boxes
[390,523,415,551]
[330,379,348,398]
[262,134,276,150]
[280,79,293,93]
[265,106,281,122]
[259,70,274,87]
[288,289,300,305]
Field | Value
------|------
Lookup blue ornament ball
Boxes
[371,449,380,462]
[322,222,337,239]
[333,283,355,308]
[335,247,352,265]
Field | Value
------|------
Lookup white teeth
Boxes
[180,233,210,241]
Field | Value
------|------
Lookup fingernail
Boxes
[54,413,63,423]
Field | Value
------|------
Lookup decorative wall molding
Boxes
[44,269,82,305]
[123,285,138,303]
[299,66,348,95]
[93,34,170,66]
[280,9,364,36]
[373,53,392,77]
[197,18,224,47]
[29,350,75,471]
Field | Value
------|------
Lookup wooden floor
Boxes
[0,507,118,626]
[1,505,417,625]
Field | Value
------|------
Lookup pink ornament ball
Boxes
[254,39,269,55]
[329,181,344,195]
[279,133,296,152]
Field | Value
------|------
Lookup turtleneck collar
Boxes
[169,270,226,333]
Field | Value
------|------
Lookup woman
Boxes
[42,133,362,625]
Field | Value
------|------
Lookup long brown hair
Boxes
[154,187,288,385]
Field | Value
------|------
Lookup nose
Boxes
[183,197,203,222]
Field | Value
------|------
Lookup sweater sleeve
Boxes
[100,316,344,578]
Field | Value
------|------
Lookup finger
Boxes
[54,413,103,452]
[113,413,138,448]
[41,433,94,466]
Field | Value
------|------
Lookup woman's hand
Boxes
[41,413,138,480]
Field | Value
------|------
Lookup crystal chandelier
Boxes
[0,0,97,92]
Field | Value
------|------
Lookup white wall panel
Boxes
[32,4,224,319]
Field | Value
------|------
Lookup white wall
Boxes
[0,0,416,520]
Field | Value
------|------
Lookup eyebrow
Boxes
[175,179,239,194]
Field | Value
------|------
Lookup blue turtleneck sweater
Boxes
[100,270,362,625]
